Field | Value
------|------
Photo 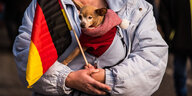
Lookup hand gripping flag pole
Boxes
[26,0,88,88]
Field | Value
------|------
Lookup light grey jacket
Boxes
[13,0,168,96]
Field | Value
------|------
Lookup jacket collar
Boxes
[62,0,135,12]
[105,0,135,12]
[62,0,74,5]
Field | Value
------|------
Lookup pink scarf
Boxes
[81,9,122,37]
[79,9,122,57]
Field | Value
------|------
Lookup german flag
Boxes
[26,0,72,88]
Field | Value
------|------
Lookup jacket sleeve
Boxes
[12,0,73,95]
[105,1,168,96]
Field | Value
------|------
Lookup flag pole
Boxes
[71,28,89,66]
[62,2,88,66]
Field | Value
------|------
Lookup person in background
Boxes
[159,0,192,96]
[13,0,168,95]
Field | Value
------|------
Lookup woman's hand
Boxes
[91,68,105,83]
[85,64,105,83]
[65,68,110,95]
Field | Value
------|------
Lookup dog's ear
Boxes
[95,8,107,16]
[72,0,84,10]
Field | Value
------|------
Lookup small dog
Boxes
[78,6,107,29]
[62,0,108,65]
[62,0,126,65]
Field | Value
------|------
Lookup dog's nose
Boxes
[80,23,86,28]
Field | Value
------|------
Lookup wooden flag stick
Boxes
[71,28,89,66]
[61,2,89,66]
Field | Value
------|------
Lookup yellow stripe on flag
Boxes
[61,9,72,30]
[26,41,43,88]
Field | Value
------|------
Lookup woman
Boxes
[13,0,168,95]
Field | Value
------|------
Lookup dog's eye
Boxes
[79,15,82,20]
[88,16,93,19]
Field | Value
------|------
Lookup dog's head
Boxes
[72,0,107,28]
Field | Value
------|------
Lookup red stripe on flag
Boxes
[31,3,58,73]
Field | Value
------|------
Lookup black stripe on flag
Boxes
[37,0,72,56]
